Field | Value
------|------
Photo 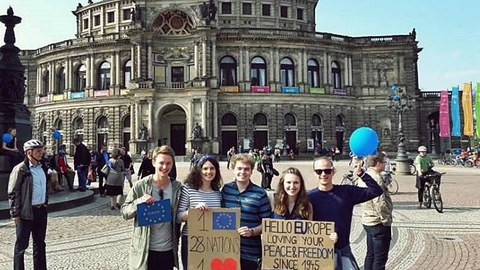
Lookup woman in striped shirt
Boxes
[176,155,223,269]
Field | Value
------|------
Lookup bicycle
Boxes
[382,171,399,195]
[422,170,445,213]
[341,170,358,186]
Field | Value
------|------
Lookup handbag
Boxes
[100,164,110,176]
[272,168,279,176]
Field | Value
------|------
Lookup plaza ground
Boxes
[0,160,479,269]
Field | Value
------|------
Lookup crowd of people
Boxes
[6,135,399,270]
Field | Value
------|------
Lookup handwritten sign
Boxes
[136,199,172,226]
[188,208,241,270]
[262,218,335,270]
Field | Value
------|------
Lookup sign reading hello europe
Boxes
[262,218,335,270]
[188,208,241,270]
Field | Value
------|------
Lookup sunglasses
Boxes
[159,189,164,200]
[314,168,333,175]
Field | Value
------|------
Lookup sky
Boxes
[0,0,478,91]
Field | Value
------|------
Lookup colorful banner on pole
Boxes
[462,83,474,136]
[451,86,461,137]
[439,90,450,137]
[476,82,480,138]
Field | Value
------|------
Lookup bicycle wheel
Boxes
[409,164,417,175]
[387,179,399,195]
[423,185,432,208]
[341,176,351,185]
[432,186,443,213]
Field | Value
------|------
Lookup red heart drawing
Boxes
[210,258,237,270]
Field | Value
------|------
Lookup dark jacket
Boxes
[74,143,90,168]
[7,160,49,220]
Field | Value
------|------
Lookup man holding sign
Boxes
[308,157,383,270]
[121,145,183,270]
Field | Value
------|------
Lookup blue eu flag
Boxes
[212,212,236,230]
[137,199,172,227]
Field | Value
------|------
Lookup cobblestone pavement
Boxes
[0,160,478,269]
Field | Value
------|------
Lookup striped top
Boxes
[176,185,222,236]
[221,181,272,263]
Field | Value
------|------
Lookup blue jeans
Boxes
[14,206,48,270]
[76,166,88,191]
[363,224,392,270]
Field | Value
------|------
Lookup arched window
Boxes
[97,61,111,90]
[312,114,322,127]
[253,113,267,126]
[336,114,344,128]
[220,56,237,86]
[41,70,49,96]
[122,60,132,89]
[331,61,342,89]
[55,67,66,94]
[250,56,267,86]
[73,117,84,141]
[221,113,237,126]
[280,57,295,86]
[122,115,131,150]
[74,65,86,92]
[284,113,296,126]
[307,59,320,87]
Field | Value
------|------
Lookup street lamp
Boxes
[387,85,412,175]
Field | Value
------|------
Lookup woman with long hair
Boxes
[273,167,312,220]
[176,155,223,269]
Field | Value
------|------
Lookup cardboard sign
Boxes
[188,208,241,270]
[262,218,335,270]
[136,199,172,226]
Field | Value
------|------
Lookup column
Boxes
[49,62,54,94]
[115,51,121,87]
[90,54,95,89]
[213,101,218,138]
[327,54,331,84]
[194,42,199,78]
[298,51,303,85]
[245,47,250,82]
[269,49,274,84]
[135,102,140,139]
[130,104,135,139]
[211,40,217,77]
[303,50,308,83]
[37,66,41,95]
[86,57,91,88]
[137,44,141,79]
[188,100,193,139]
[202,98,207,137]
[66,58,72,91]
[348,56,352,86]
[239,47,244,82]
[147,99,154,135]
[147,42,153,79]
[131,45,136,79]
[323,52,328,85]
[202,39,207,77]
[110,53,116,87]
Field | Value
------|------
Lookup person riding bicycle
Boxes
[380,151,393,185]
[414,146,434,209]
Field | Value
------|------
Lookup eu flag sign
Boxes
[137,199,172,227]
[212,212,236,230]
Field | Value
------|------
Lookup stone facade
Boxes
[20,0,440,157]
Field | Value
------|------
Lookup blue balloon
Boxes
[393,94,400,101]
[2,133,12,144]
[391,85,398,91]
[349,127,379,157]
[53,130,61,140]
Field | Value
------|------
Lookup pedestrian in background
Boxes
[362,153,393,270]
[56,144,76,192]
[137,150,155,179]
[414,146,434,209]
[8,139,49,270]
[120,147,134,188]
[177,155,223,269]
[105,148,125,210]
[96,145,110,197]
[121,145,183,270]
[73,138,90,192]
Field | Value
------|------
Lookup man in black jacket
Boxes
[73,138,90,192]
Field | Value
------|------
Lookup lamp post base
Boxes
[394,157,411,175]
